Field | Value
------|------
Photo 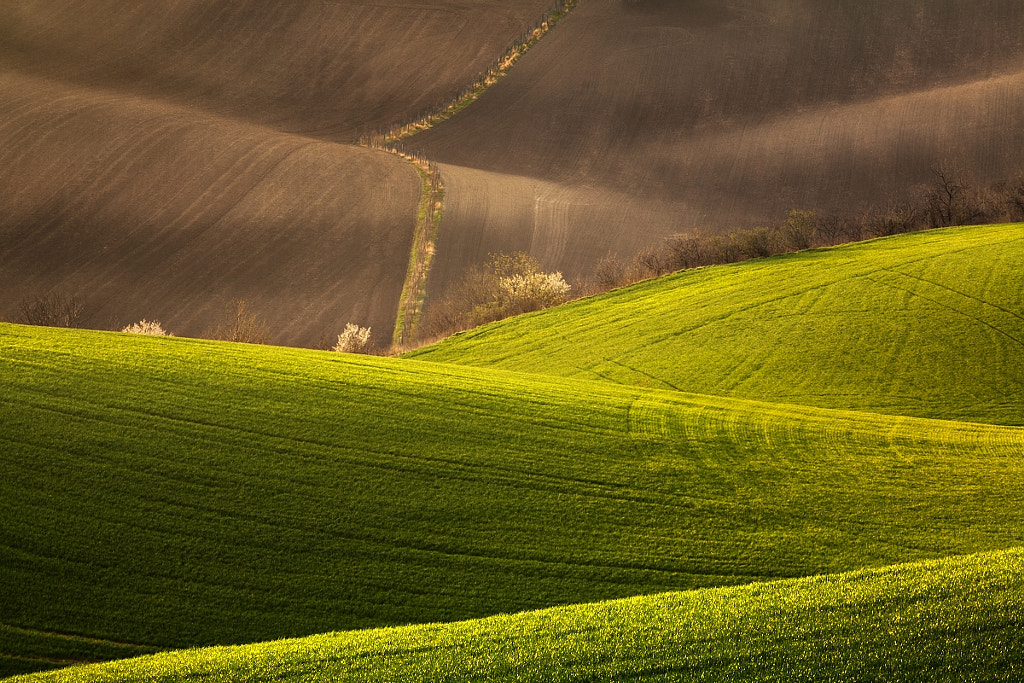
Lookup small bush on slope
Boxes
[420,252,570,339]
[332,323,371,353]
[121,320,171,336]
[9,548,1023,682]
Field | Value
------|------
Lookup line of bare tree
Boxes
[584,166,1024,292]
[417,166,1024,344]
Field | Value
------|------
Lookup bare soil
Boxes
[408,0,1024,297]
[0,0,556,346]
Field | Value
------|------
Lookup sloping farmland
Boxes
[3,322,1024,672]
[407,0,1024,298]
[410,223,1024,426]
[10,549,1024,682]
[0,70,419,347]
[0,0,558,345]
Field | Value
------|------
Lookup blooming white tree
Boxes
[333,323,372,353]
[121,319,171,336]
[498,271,571,310]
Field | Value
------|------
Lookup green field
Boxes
[410,223,1024,425]
[3,224,1024,680]
[9,549,1024,682]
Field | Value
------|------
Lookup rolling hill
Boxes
[0,0,558,345]
[407,0,1024,300]
[3,318,1024,675]
[0,69,420,347]
[0,0,557,141]
[4,0,1024,678]
[7,548,1023,682]
[410,223,1024,426]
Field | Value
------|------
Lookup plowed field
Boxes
[409,0,1024,294]
[0,0,556,345]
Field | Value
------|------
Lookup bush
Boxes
[17,292,84,328]
[333,323,372,353]
[420,252,571,341]
[498,271,570,311]
[122,320,171,336]
[781,210,816,251]
[207,299,270,344]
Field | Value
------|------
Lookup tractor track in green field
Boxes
[2,225,1024,680]
[868,272,1024,349]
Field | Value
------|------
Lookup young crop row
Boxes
[411,223,1024,426]
[10,548,1023,682]
[2,322,1024,672]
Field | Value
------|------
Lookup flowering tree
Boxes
[333,323,372,353]
[122,319,171,336]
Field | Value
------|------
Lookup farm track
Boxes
[3,317,1024,673]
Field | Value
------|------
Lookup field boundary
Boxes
[360,0,578,348]
[380,148,444,347]
[357,0,579,147]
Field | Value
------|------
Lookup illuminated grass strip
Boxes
[390,155,444,347]
[11,549,1024,682]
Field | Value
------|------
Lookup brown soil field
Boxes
[0,0,557,140]
[0,70,419,347]
[0,0,556,345]
[408,0,1024,297]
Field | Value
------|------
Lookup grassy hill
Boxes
[410,223,1024,426]
[408,0,1024,296]
[7,548,1023,682]
[2,321,1024,675]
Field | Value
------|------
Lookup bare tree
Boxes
[926,165,986,228]
[17,292,84,328]
[781,210,816,251]
[207,299,270,344]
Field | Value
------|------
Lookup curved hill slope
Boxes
[3,323,1024,674]
[408,0,1024,294]
[8,549,1024,682]
[0,0,557,140]
[0,0,558,345]
[0,70,419,347]
[410,223,1024,426]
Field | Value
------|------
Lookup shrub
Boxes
[781,210,816,251]
[333,323,372,353]
[420,252,572,341]
[122,320,171,336]
[498,271,570,312]
[207,299,270,344]
[17,292,84,328]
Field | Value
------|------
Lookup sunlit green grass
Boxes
[9,548,1023,682]
[2,323,1024,674]
[410,223,1024,425]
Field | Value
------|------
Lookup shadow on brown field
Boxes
[408,0,1024,308]
[0,0,556,347]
